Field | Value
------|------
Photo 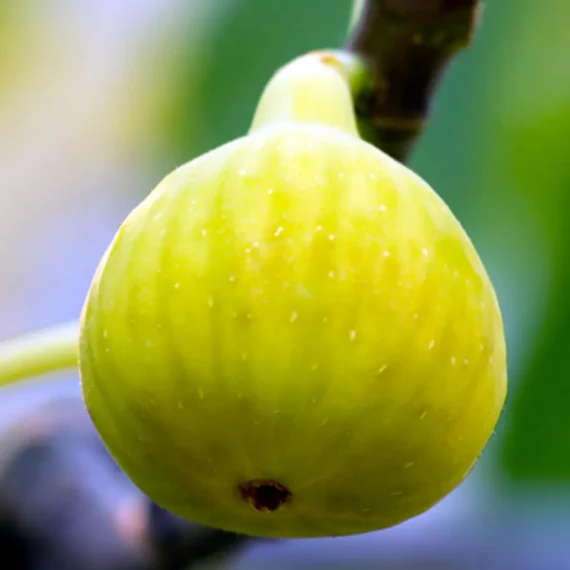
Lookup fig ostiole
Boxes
[78,51,507,538]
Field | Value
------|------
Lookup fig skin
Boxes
[79,55,507,539]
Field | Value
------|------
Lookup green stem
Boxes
[0,321,79,388]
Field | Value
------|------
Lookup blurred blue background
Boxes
[1,0,569,568]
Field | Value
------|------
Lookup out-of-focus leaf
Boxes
[0,2,58,103]
[471,0,570,480]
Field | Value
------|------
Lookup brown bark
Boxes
[347,0,482,162]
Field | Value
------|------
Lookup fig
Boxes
[79,52,507,539]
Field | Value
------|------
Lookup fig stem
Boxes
[249,50,370,137]
[0,321,79,388]
[346,0,482,162]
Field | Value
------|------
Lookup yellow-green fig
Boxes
[79,52,507,538]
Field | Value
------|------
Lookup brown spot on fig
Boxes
[239,480,292,513]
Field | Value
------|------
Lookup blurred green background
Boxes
[0,1,569,569]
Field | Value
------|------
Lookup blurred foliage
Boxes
[485,0,570,481]
[0,3,41,102]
